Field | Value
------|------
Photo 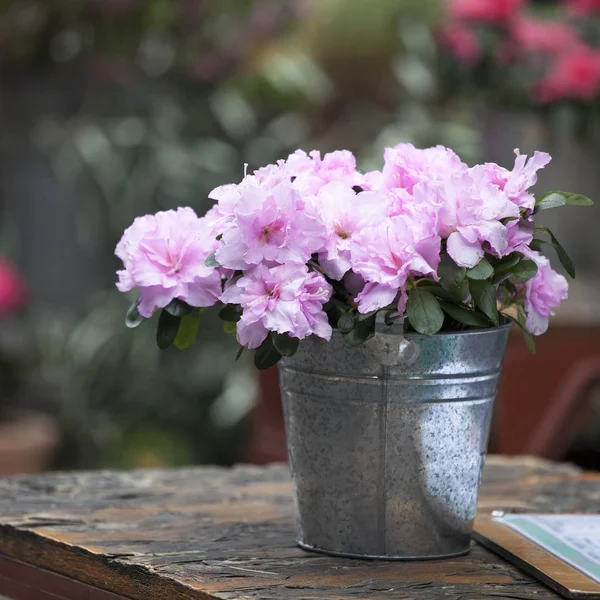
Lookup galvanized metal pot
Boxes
[279,323,512,560]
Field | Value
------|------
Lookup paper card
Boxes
[495,514,600,584]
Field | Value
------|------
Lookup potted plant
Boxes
[115,143,591,559]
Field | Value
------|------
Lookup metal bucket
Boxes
[279,323,511,560]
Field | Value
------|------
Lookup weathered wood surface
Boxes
[0,456,595,600]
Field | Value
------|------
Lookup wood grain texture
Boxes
[0,456,594,600]
[0,554,130,600]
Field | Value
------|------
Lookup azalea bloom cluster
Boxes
[440,0,600,104]
[116,144,590,365]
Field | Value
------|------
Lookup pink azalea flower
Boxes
[519,249,568,335]
[115,207,222,317]
[505,218,535,255]
[205,182,245,240]
[286,149,365,196]
[358,169,386,192]
[221,263,332,349]
[250,161,290,190]
[119,144,571,343]
[482,151,552,212]
[312,181,390,280]
[215,178,327,270]
[393,182,443,267]
[350,216,440,313]
[438,167,520,267]
[381,143,467,194]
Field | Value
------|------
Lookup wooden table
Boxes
[0,456,595,600]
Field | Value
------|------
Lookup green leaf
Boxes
[272,333,300,358]
[470,280,499,326]
[439,301,491,327]
[165,298,193,317]
[235,346,244,361]
[125,301,145,329]
[223,321,237,334]
[510,259,538,281]
[535,190,593,212]
[438,253,466,283]
[357,310,378,322]
[406,289,444,335]
[204,253,219,267]
[535,227,576,278]
[535,192,567,212]
[493,253,521,275]
[337,311,356,333]
[219,304,242,322]
[342,319,373,346]
[513,305,536,354]
[325,298,350,328]
[156,309,181,350]
[565,193,594,206]
[492,253,522,284]
[548,230,575,278]
[438,254,468,300]
[254,335,282,370]
[174,309,200,350]
[466,258,493,280]
[417,284,455,301]
[529,239,544,252]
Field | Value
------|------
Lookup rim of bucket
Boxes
[403,317,514,339]
[297,540,472,561]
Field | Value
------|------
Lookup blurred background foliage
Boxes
[1,0,598,471]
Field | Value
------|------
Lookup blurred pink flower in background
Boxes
[0,259,27,318]
[511,18,579,55]
[449,0,524,23]
[533,45,600,103]
[566,0,600,15]
[439,22,482,65]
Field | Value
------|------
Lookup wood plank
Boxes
[0,457,592,600]
[0,554,131,600]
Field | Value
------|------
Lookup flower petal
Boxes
[356,282,398,313]
[447,231,484,268]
